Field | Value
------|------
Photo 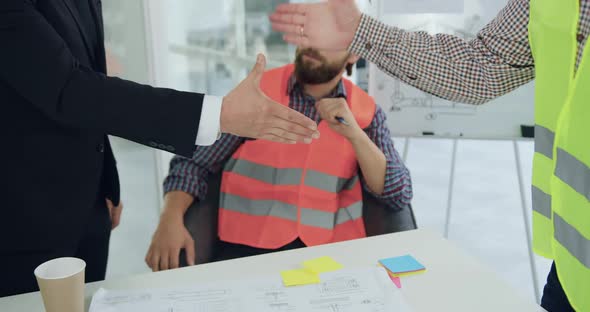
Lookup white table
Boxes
[0,229,544,312]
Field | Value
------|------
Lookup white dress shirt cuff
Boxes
[195,95,223,146]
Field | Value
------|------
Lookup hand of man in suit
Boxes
[106,198,123,230]
[220,54,321,144]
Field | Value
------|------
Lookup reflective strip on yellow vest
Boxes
[532,186,552,219]
[534,125,555,160]
[555,149,590,203]
[529,0,590,310]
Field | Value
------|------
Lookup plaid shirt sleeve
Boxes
[350,0,535,104]
[163,134,244,201]
[362,106,413,209]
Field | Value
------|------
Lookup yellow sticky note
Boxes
[303,256,344,274]
[281,269,321,286]
[379,263,426,277]
[390,269,427,277]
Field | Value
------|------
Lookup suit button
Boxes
[149,141,158,148]
[166,145,176,152]
[365,42,373,51]
[97,143,105,153]
[578,33,585,43]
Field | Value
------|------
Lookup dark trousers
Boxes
[213,238,307,262]
[541,262,575,312]
[0,200,111,297]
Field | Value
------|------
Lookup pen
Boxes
[335,116,350,126]
[334,94,350,126]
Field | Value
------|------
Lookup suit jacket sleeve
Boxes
[0,1,203,157]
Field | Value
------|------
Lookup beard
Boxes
[294,48,349,85]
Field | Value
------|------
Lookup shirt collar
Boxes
[287,73,348,100]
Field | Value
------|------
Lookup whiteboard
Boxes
[369,0,535,139]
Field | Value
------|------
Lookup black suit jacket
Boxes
[0,0,204,251]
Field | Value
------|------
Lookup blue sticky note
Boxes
[379,255,425,274]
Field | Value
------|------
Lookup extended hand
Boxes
[269,0,362,50]
[221,54,320,144]
[316,98,363,141]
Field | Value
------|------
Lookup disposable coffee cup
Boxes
[34,257,86,312]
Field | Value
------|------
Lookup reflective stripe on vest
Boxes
[534,125,555,159]
[221,193,363,229]
[225,157,359,192]
[301,202,363,230]
[555,148,590,202]
[224,157,302,186]
[532,186,552,219]
[304,170,359,193]
[554,213,590,269]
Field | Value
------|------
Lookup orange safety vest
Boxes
[218,64,377,249]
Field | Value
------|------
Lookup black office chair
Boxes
[180,172,417,265]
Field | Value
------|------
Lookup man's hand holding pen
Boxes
[316,97,363,142]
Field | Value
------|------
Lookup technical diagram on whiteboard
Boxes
[379,15,480,121]
[383,79,477,121]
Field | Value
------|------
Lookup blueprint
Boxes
[89,267,411,312]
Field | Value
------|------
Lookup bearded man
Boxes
[145,48,413,270]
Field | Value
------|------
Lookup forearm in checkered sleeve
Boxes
[163,134,244,201]
[362,107,413,209]
[349,0,535,105]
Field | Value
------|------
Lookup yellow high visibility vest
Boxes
[529,0,590,310]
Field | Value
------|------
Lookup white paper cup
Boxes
[34,257,86,312]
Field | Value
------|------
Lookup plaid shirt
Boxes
[350,0,589,104]
[164,74,413,209]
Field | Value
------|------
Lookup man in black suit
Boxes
[0,0,319,297]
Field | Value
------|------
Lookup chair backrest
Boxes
[362,187,417,236]
[181,172,222,265]
[181,172,417,265]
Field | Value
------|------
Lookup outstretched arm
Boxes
[271,0,535,104]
